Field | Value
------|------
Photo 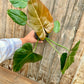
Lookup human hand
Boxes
[20,30,43,45]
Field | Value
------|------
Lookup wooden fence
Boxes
[0,0,84,84]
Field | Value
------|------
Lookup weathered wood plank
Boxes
[0,0,84,84]
[71,54,84,84]
[0,66,39,84]
[60,12,84,84]
[0,0,8,38]
[47,0,83,83]
[72,13,84,84]
[0,0,3,38]
[5,0,15,38]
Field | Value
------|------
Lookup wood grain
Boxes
[71,54,84,84]
[60,12,84,84]
[0,66,38,84]
[0,0,84,84]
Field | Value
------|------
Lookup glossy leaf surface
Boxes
[7,9,27,25]
[13,43,42,72]
[62,41,80,74]
[60,53,67,70]
[27,0,54,40]
[10,0,28,8]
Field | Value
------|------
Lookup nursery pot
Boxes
[34,32,49,41]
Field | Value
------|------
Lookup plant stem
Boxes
[46,37,70,51]
[33,40,39,52]
[45,38,61,55]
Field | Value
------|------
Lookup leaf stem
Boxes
[46,37,70,51]
[33,40,39,52]
[45,38,61,55]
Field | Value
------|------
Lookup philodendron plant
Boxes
[7,0,80,74]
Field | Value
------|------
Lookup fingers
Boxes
[31,30,35,34]
[38,41,43,43]
[27,30,43,43]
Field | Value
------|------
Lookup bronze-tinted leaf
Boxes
[28,0,54,40]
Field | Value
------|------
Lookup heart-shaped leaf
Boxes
[13,43,42,72]
[53,21,60,33]
[27,0,54,40]
[22,43,32,51]
[62,41,80,74]
[9,0,28,8]
[60,53,67,70]
[7,9,27,25]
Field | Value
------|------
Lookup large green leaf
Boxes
[10,0,28,8]
[53,21,61,33]
[7,9,27,25]
[27,0,54,40]
[13,43,42,72]
[22,43,32,51]
[62,41,80,74]
[60,53,67,70]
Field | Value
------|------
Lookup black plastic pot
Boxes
[34,32,49,41]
